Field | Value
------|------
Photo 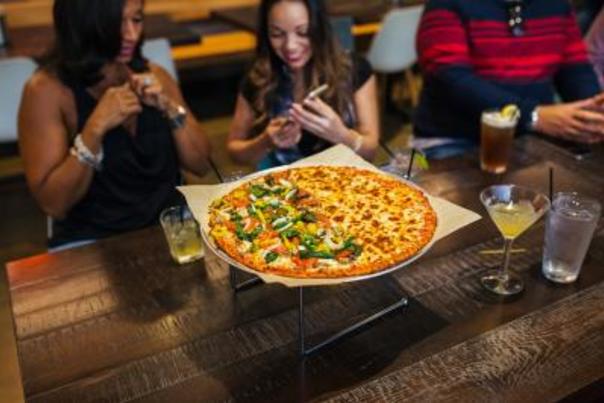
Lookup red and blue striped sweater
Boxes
[414,0,600,140]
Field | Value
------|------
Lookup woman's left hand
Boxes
[129,72,169,112]
[289,97,348,143]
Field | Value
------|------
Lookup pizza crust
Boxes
[208,166,437,279]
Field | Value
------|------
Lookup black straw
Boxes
[549,166,554,202]
[405,148,416,179]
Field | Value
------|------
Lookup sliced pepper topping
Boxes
[265,251,279,263]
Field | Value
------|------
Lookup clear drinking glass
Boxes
[480,185,550,295]
[542,192,601,283]
[222,170,248,184]
[382,148,428,179]
[160,205,204,264]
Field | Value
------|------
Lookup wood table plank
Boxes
[323,282,604,402]
[4,135,604,402]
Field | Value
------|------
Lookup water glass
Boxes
[222,170,248,183]
[160,205,204,264]
[542,193,601,283]
[382,148,427,179]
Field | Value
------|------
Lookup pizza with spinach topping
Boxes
[208,166,437,278]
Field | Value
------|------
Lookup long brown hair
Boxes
[249,0,353,131]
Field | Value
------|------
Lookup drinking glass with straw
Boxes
[382,148,429,179]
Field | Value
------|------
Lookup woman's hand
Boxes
[265,117,302,148]
[289,97,348,143]
[536,99,604,143]
[86,82,142,138]
[129,72,168,111]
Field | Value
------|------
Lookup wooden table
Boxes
[4,136,604,402]
[0,14,201,60]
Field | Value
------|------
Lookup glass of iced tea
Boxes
[160,205,204,264]
[480,106,520,174]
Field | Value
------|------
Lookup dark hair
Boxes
[44,0,146,86]
[249,0,353,129]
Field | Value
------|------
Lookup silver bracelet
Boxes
[71,133,103,170]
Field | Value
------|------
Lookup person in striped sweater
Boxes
[414,0,604,149]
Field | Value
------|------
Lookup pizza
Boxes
[208,166,437,279]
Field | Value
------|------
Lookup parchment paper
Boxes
[179,145,482,287]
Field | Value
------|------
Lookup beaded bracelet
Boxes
[70,134,103,171]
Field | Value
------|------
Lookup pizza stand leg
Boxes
[227,267,409,357]
[229,265,263,292]
[297,287,409,357]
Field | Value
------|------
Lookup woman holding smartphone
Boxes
[227,0,379,168]
[18,0,211,248]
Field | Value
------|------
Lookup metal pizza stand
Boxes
[179,145,481,357]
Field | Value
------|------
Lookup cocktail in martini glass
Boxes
[480,185,550,295]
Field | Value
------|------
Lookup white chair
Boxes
[0,57,37,143]
[367,5,424,107]
[142,38,178,82]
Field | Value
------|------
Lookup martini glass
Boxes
[480,185,550,295]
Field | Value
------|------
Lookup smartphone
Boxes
[303,84,329,102]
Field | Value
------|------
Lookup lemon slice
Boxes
[415,150,429,170]
[501,104,520,119]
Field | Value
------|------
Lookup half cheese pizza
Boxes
[208,166,437,278]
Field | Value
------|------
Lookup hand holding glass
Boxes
[480,185,550,295]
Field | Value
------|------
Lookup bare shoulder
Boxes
[23,69,72,107]
[26,69,65,95]
[20,68,77,137]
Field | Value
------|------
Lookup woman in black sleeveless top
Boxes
[18,0,211,248]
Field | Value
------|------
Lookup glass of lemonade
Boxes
[480,106,520,174]
[480,185,550,295]
[542,193,600,283]
[160,205,204,264]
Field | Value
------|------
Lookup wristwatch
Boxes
[166,103,187,130]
